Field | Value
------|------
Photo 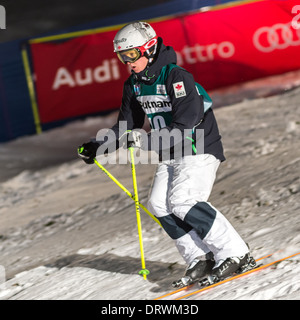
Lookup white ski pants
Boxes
[148,154,249,265]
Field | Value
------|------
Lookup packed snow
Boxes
[0,73,299,300]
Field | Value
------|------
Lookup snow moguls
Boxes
[0,85,299,300]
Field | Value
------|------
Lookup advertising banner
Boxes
[30,0,300,124]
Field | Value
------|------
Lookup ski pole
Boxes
[128,146,149,280]
[93,158,162,228]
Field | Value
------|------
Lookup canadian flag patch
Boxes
[173,81,186,98]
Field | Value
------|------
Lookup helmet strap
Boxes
[145,43,158,66]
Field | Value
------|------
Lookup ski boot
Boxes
[172,253,215,288]
[199,252,256,286]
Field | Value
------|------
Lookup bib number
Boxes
[150,115,166,130]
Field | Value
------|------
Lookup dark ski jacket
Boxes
[100,37,225,162]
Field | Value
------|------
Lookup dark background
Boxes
[0,0,171,43]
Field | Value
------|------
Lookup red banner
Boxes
[31,0,300,124]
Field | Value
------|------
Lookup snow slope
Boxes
[0,77,299,300]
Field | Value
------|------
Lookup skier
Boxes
[78,21,256,287]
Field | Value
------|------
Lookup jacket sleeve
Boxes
[166,67,204,130]
[113,79,145,135]
[96,78,145,150]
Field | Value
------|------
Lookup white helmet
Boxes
[113,21,158,64]
[113,21,157,52]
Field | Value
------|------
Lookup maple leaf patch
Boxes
[173,81,186,98]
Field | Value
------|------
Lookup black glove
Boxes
[77,141,99,164]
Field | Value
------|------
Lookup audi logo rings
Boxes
[253,22,300,52]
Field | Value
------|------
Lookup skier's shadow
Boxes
[46,252,185,292]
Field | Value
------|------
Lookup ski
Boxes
[154,253,272,300]
[176,251,300,300]
[154,251,300,300]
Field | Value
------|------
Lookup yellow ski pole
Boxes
[93,158,162,228]
[129,146,149,280]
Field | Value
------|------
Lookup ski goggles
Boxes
[116,36,158,64]
[117,48,142,64]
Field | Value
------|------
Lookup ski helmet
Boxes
[113,21,158,64]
